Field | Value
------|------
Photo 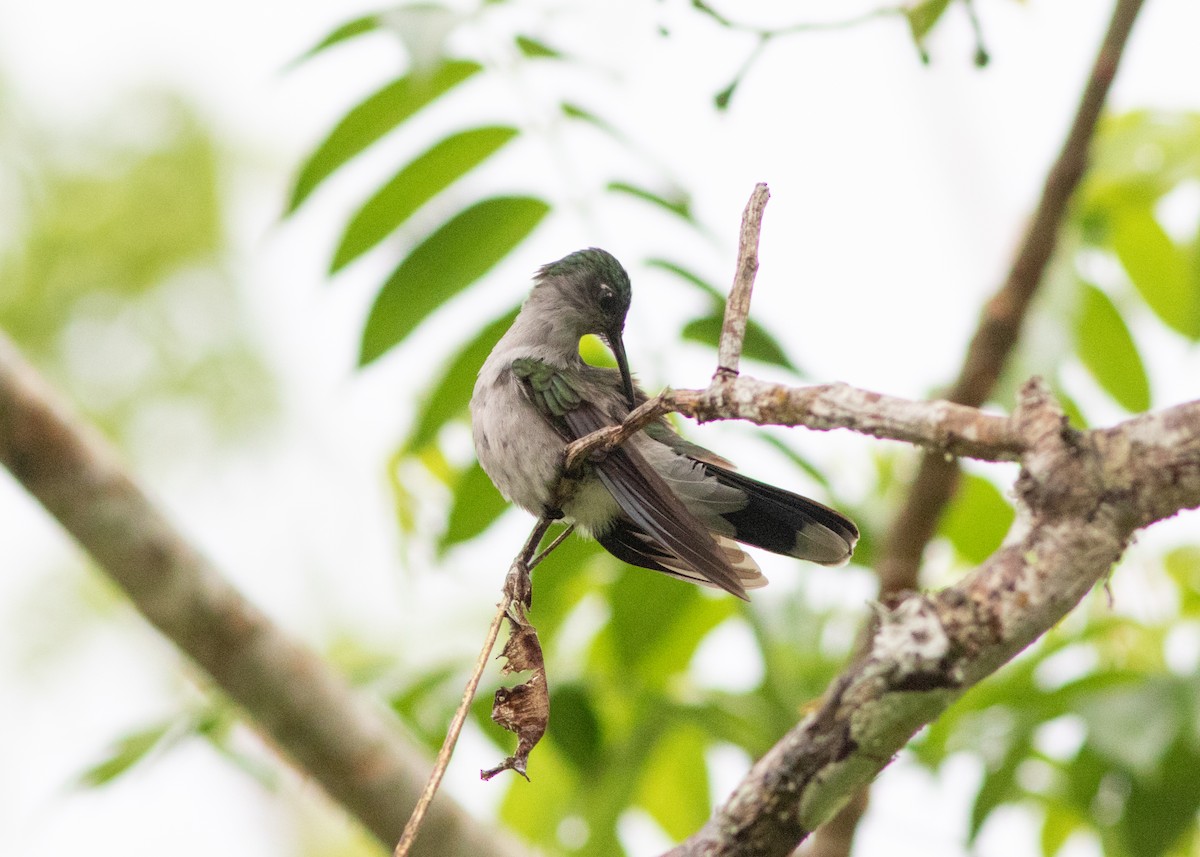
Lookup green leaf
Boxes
[1123,743,1200,857]
[714,79,738,111]
[1081,112,1200,217]
[642,599,738,689]
[1164,545,1200,616]
[970,751,1022,839]
[79,722,174,786]
[939,473,1014,565]
[607,181,694,223]
[560,101,606,126]
[1110,204,1200,339]
[644,257,721,298]
[560,101,630,146]
[1040,803,1081,857]
[331,126,519,272]
[439,459,508,552]
[681,312,797,372]
[647,257,802,372]
[515,35,561,58]
[1077,680,1181,775]
[599,569,734,688]
[520,530,607,640]
[497,742,578,845]
[753,434,830,489]
[403,305,518,453]
[1050,381,1089,430]
[288,59,482,212]
[604,569,700,680]
[579,333,617,369]
[549,683,603,769]
[636,726,711,840]
[389,665,461,749]
[1075,281,1151,412]
[291,14,382,66]
[905,0,953,42]
[359,196,549,364]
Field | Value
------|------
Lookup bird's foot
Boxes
[504,558,534,609]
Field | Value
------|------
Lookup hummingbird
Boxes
[469,248,858,600]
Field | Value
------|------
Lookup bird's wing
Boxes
[508,355,585,437]
[511,357,749,598]
[598,517,766,591]
[643,415,859,566]
[643,419,736,469]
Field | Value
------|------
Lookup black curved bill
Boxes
[607,330,636,408]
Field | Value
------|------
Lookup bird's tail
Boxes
[704,464,859,566]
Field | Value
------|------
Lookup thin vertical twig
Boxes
[717,182,771,377]
[395,516,561,857]
[393,596,510,857]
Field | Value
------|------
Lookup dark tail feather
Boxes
[704,464,859,566]
[597,519,676,576]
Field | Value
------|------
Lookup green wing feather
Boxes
[512,357,584,419]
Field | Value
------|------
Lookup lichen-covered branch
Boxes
[563,377,1025,481]
[0,330,523,857]
[663,380,1200,856]
[675,377,1025,461]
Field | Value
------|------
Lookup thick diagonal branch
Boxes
[664,381,1200,856]
[0,330,522,857]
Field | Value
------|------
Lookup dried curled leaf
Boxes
[480,617,548,781]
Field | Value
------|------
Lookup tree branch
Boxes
[563,377,1026,486]
[675,378,1024,461]
[877,0,1147,595]
[0,329,523,857]
[662,380,1200,856]
[798,4,1148,851]
[717,182,770,377]
[563,390,676,472]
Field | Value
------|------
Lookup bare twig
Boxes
[396,515,568,855]
[394,593,510,857]
[717,182,770,377]
[0,330,522,857]
[876,0,1146,594]
[563,391,675,472]
[530,523,576,568]
[692,1,906,38]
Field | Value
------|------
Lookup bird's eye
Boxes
[598,285,617,314]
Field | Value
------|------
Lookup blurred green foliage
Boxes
[1,81,288,837]
[279,3,1200,853]
[35,2,1200,856]
[0,91,275,452]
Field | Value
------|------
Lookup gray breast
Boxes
[470,367,566,515]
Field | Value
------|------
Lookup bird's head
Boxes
[535,248,636,407]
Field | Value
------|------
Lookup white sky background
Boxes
[2,1,1200,856]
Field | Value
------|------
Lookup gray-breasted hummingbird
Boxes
[470,248,858,600]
